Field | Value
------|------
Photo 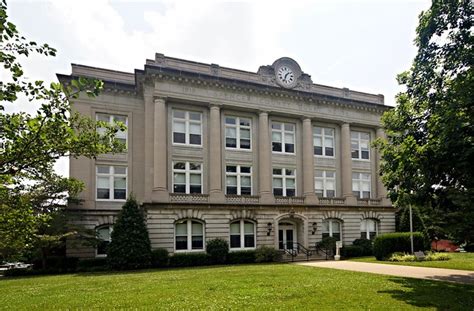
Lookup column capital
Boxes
[153,96,166,104]
[341,122,351,128]
[258,110,270,116]
[301,117,312,123]
[209,103,222,109]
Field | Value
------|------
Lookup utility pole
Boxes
[409,204,414,254]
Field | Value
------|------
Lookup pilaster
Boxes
[258,111,273,203]
[209,104,225,203]
[153,96,169,201]
[376,127,390,205]
[302,118,318,204]
[341,123,356,205]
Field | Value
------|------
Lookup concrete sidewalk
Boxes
[295,261,474,285]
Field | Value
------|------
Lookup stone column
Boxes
[302,118,318,204]
[258,111,273,203]
[376,128,390,205]
[209,104,225,203]
[153,97,169,201]
[341,123,356,205]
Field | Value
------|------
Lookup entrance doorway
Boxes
[278,222,297,250]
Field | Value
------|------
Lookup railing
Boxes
[275,196,305,205]
[357,198,382,206]
[169,193,209,203]
[225,195,260,204]
[318,197,346,205]
[314,243,333,260]
[280,242,313,261]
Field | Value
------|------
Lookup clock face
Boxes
[277,66,295,86]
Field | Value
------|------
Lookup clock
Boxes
[277,66,295,86]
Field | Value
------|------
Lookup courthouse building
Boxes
[58,54,395,258]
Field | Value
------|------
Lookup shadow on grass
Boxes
[380,277,474,310]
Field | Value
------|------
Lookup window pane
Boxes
[226,186,237,194]
[114,177,126,189]
[190,123,201,134]
[192,236,203,249]
[114,115,127,124]
[326,171,335,178]
[97,188,110,199]
[190,174,201,185]
[322,221,329,233]
[351,132,358,139]
[240,166,251,174]
[176,223,187,235]
[192,222,203,235]
[286,189,295,197]
[314,146,323,155]
[189,185,202,194]
[226,166,237,173]
[240,118,250,127]
[114,189,126,200]
[315,171,323,178]
[241,176,251,187]
[352,173,359,179]
[325,128,334,136]
[286,178,295,188]
[240,139,251,149]
[284,124,294,131]
[362,150,370,159]
[244,222,254,234]
[97,227,111,241]
[230,235,241,248]
[173,132,185,144]
[226,138,237,148]
[176,237,187,250]
[190,163,201,171]
[244,235,255,248]
[240,128,250,139]
[173,110,185,119]
[315,180,324,190]
[313,127,322,135]
[226,127,237,138]
[273,168,282,175]
[273,188,283,196]
[285,133,294,143]
[285,169,295,176]
[230,222,240,234]
[241,187,251,195]
[226,176,237,186]
[333,221,340,233]
[272,142,282,152]
[174,162,186,170]
[326,190,335,197]
[225,117,236,125]
[97,166,110,174]
[272,132,282,142]
[271,123,281,130]
[173,184,186,193]
[114,166,126,175]
[97,177,110,188]
[361,133,370,140]
[97,113,110,122]
[174,121,185,132]
[189,112,201,121]
[273,178,282,187]
[325,137,334,148]
[174,173,185,184]
[314,137,322,147]
[189,134,201,145]
[285,143,294,153]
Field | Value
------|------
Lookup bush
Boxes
[352,239,373,256]
[169,253,210,267]
[316,237,338,255]
[255,246,282,263]
[3,268,44,277]
[206,239,229,264]
[77,258,108,272]
[373,232,429,260]
[227,250,256,264]
[341,245,364,258]
[31,256,78,273]
[464,243,474,252]
[425,252,451,261]
[151,248,169,268]
[107,197,152,270]
[388,253,416,262]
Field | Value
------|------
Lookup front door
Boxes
[279,223,296,250]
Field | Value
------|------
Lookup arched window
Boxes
[360,219,378,240]
[322,219,341,241]
[96,225,112,257]
[229,220,256,249]
[175,219,204,251]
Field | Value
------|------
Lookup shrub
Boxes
[388,253,416,262]
[206,239,229,264]
[352,239,373,256]
[151,248,169,268]
[425,252,451,261]
[32,256,78,273]
[464,243,474,252]
[316,237,338,255]
[107,197,152,270]
[227,250,256,264]
[169,253,210,267]
[341,245,364,258]
[77,258,108,272]
[3,268,44,277]
[373,232,429,260]
[255,246,282,263]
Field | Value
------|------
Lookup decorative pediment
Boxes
[229,209,256,222]
[174,209,204,221]
[360,211,383,220]
[322,211,344,221]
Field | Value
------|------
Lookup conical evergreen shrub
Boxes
[107,196,152,270]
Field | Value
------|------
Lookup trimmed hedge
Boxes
[352,239,373,256]
[341,245,364,258]
[255,246,282,263]
[227,250,256,264]
[77,258,109,272]
[206,239,229,264]
[32,256,78,273]
[151,248,169,268]
[169,253,210,267]
[373,232,429,260]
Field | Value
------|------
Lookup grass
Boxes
[350,253,474,271]
[0,264,473,310]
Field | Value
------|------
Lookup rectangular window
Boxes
[226,165,252,195]
[273,168,296,197]
[225,116,251,150]
[351,131,370,160]
[352,172,371,199]
[96,165,127,201]
[172,110,202,146]
[173,162,202,194]
[315,170,336,197]
[313,127,334,157]
[96,113,128,147]
[272,122,295,154]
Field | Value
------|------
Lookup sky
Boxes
[6,0,431,176]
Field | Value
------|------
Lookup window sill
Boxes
[174,249,206,253]
[314,155,336,159]
[352,158,371,162]
[172,143,203,148]
[95,199,127,202]
[225,148,253,152]
[229,247,256,252]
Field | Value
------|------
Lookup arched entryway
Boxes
[274,213,308,250]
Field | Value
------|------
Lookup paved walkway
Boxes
[295,261,474,285]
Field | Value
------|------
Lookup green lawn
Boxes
[350,253,474,271]
[0,264,473,310]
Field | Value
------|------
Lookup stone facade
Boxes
[59,54,395,258]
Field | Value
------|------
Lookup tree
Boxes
[107,197,152,270]
[376,0,473,244]
[0,0,125,261]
